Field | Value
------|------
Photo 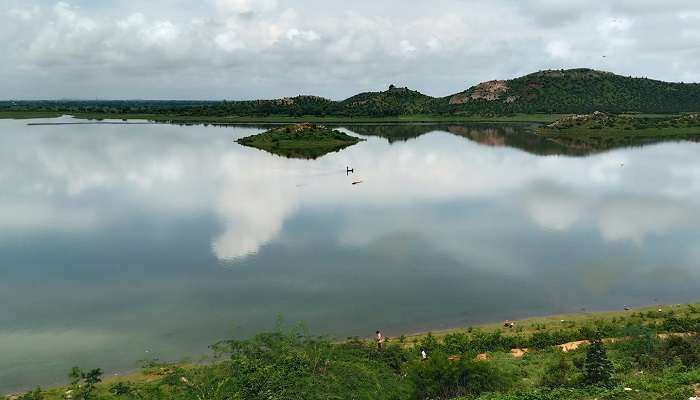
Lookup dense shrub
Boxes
[406,352,512,399]
[661,316,700,332]
[583,338,614,387]
[166,327,412,400]
[540,355,576,388]
[15,388,45,400]
[658,335,700,367]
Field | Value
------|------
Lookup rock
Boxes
[510,348,528,358]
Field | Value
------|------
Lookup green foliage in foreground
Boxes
[236,123,365,159]
[8,306,700,400]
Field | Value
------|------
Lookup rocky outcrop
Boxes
[449,80,517,104]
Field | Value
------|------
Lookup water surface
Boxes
[1,117,700,393]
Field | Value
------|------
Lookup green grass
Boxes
[402,303,697,345]
[0,111,64,119]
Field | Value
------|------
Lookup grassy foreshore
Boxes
[0,111,65,119]
[7,302,700,400]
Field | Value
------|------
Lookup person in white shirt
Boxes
[375,330,384,349]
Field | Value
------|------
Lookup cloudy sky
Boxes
[3,0,700,99]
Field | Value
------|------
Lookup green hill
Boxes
[5,69,700,118]
[443,68,700,114]
[336,85,436,116]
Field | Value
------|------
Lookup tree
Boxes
[67,367,103,400]
[583,338,614,386]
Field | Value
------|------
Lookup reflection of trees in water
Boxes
[445,125,590,156]
[240,141,359,160]
[545,134,700,155]
[342,124,442,143]
[343,123,700,157]
[446,126,510,147]
[343,123,582,155]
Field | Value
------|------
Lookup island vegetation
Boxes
[537,112,700,150]
[8,303,700,400]
[236,123,365,159]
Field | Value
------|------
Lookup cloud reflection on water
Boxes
[1,118,700,260]
[2,118,700,392]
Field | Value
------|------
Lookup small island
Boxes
[537,112,700,151]
[236,123,365,159]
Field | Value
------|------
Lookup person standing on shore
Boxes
[376,330,384,350]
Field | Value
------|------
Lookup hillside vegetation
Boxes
[443,69,700,114]
[9,303,700,400]
[5,69,700,118]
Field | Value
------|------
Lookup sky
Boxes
[3,0,700,100]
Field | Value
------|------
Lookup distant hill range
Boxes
[5,69,700,116]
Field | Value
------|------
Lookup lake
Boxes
[1,117,700,393]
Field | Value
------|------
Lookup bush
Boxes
[661,316,699,332]
[616,328,663,370]
[541,354,576,388]
[583,338,614,387]
[659,335,700,367]
[406,353,512,399]
[177,326,412,400]
[16,388,44,400]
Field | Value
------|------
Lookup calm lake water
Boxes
[2,117,700,392]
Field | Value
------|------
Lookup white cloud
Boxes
[285,28,320,42]
[399,40,417,57]
[8,5,41,20]
[545,40,572,59]
[2,0,700,99]
[215,0,278,15]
